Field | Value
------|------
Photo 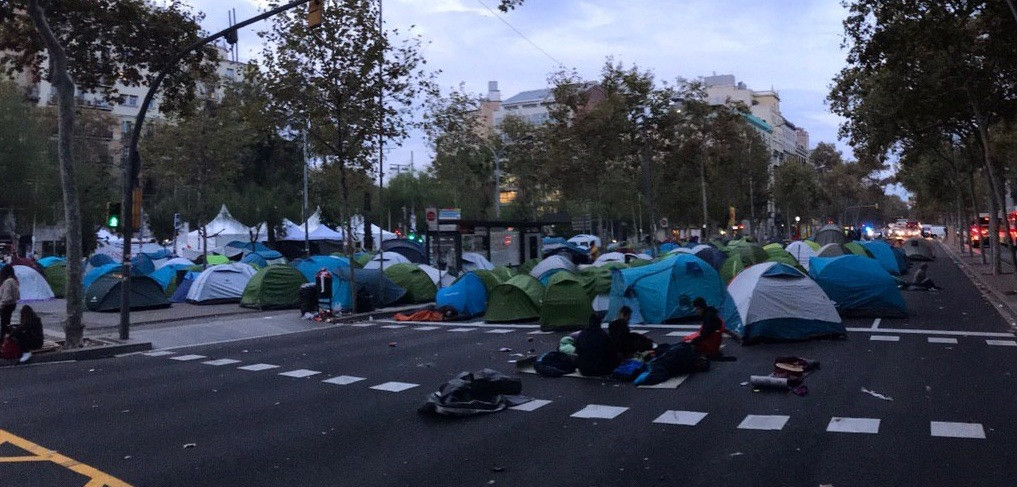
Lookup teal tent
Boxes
[85,274,170,312]
[330,268,406,312]
[809,255,907,317]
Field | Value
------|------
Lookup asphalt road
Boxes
[3,242,1016,487]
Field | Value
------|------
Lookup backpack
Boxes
[534,351,576,377]
[1,335,20,360]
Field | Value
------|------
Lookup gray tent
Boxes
[186,263,257,304]
[816,243,848,257]
[903,237,935,261]
[815,223,846,246]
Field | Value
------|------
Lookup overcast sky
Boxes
[182,0,854,179]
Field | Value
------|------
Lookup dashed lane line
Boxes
[571,405,629,419]
[827,417,880,434]
[846,327,1015,337]
[322,375,366,385]
[870,335,901,342]
[986,339,1017,347]
[370,382,419,392]
[930,421,986,439]
[928,337,958,344]
[653,410,708,426]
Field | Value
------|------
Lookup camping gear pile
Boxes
[419,369,533,417]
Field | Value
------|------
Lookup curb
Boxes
[3,340,153,367]
[939,242,1017,329]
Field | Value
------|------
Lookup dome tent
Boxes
[817,243,847,257]
[861,240,906,275]
[86,274,170,312]
[43,262,67,298]
[14,265,55,301]
[461,253,495,272]
[241,264,307,310]
[435,271,487,318]
[380,239,427,264]
[529,255,577,281]
[485,274,545,323]
[329,267,407,312]
[815,223,846,246]
[606,254,741,328]
[727,262,844,344]
[291,255,349,283]
[363,252,412,271]
[785,241,819,271]
[186,263,257,304]
[384,263,437,303]
[843,241,874,258]
[809,255,908,318]
[540,272,593,331]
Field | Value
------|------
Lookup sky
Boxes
[181,0,857,180]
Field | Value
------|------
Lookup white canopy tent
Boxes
[184,205,264,252]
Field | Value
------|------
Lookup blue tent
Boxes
[860,240,904,275]
[226,241,271,253]
[291,255,350,283]
[809,255,908,317]
[141,249,171,260]
[149,263,193,291]
[436,272,488,318]
[83,263,122,290]
[38,257,66,268]
[170,271,199,303]
[242,252,269,268]
[132,254,156,276]
[659,242,679,253]
[891,246,911,274]
[694,247,727,270]
[606,253,741,328]
[380,239,427,264]
[329,267,406,312]
[88,253,115,268]
[537,268,567,286]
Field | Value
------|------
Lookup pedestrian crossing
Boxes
[139,349,993,440]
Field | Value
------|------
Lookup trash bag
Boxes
[420,369,530,417]
[611,358,646,381]
[534,351,576,377]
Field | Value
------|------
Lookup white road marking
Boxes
[847,327,1014,337]
[527,330,554,335]
[278,369,321,378]
[827,417,880,434]
[322,375,366,385]
[928,337,958,344]
[631,330,650,335]
[144,351,176,357]
[653,410,708,426]
[930,421,986,439]
[413,326,440,331]
[666,331,694,337]
[238,363,280,371]
[350,323,375,327]
[370,381,419,392]
[510,399,552,411]
[571,404,629,419]
[202,358,241,366]
[447,327,476,332]
[169,354,206,361]
[380,325,406,329]
[986,339,1017,347]
[485,329,514,334]
[869,335,900,342]
[871,318,881,329]
[737,415,790,431]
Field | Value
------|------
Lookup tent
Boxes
[87,253,115,269]
[241,252,270,269]
[330,267,407,311]
[170,271,198,303]
[417,264,454,288]
[785,241,819,271]
[205,254,230,266]
[606,254,741,328]
[240,264,307,310]
[727,262,844,344]
[10,257,42,275]
[472,269,509,293]
[14,265,54,301]
[435,271,487,318]
[529,255,577,281]
[694,247,727,270]
[384,263,437,303]
[804,240,821,251]
[156,257,195,270]
[518,258,541,275]
[363,252,412,271]
[462,252,495,272]
[843,241,874,258]
[306,224,345,242]
[225,241,271,253]
[891,246,911,274]
[43,262,67,298]
[241,250,285,269]
[381,239,427,264]
[131,253,156,276]
[593,252,627,266]
[84,263,122,290]
[815,223,846,246]
[762,242,784,251]
[484,274,544,323]
[186,205,263,251]
[149,264,187,292]
[809,255,908,317]
[85,274,170,312]
[186,263,257,304]
[765,247,806,272]
[291,255,350,283]
[860,240,903,275]
[353,252,375,267]
[817,243,847,257]
[540,272,593,331]
[38,257,65,268]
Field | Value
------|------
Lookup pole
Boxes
[377,0,385,299]
[119,0,315,340]
[492,147,501,219]
[700,158,709,239]
[303,124,310,258]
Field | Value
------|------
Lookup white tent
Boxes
[786,241,819,271]
[13,265,55,301]
[306,224,344,241]
[529,255,577,279]
[186,205,261,251]
[349,215,397,250]
[418,264,456,288]
[186,263,257,304]
[567,234,601,250]
[156,257,195,270]
[462,252,495,271]
[593,252,627,266]
[363,252,411,270]
[727,262,842,343]
[278,219,307,242]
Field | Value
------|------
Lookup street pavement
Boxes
[2,241,1016,486]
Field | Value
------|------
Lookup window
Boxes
[225,68,235,79]
[124,95,139,107]
[122,120,133,134]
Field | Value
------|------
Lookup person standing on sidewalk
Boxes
[0,265,19,337]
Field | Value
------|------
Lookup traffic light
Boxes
[106,202,121,229]
[307,0,324,28]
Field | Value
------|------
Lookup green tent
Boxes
[765,247,806,273]
[762,242,783,251]
[491,266,517,282]
[206,254,230,266]
[803,240,821,251]
[241,264,306,310]
[384,263,437,303]
[720,255,746,283]
[844,242,875,258]
[518,258,541,276]
[728,243,768,265]
[577,266,614,296]
[485,274,544,323]
[470,269,506,293]
[354,252,376,267]
[540,272,593,331]
[85,274,170,312]
[44,263,67,299]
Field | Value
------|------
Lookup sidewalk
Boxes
[938,240,1017,329]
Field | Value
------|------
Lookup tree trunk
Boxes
[27,1,84,347]
[968,170,985,262]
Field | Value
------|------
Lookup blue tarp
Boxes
[436,272,488,318]
[83,263,122,290]
[291,255,350,283]
[329,267,406,312]
[38,257,66,268]
[606,253,741,328]
[809,255,907,317]
[891,246,911,274]
[860,240,904,275]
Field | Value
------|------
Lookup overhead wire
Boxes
[474,0,564,67]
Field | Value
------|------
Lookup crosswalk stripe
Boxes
[827,417,880,434]
[527,330,554,335]
[510,399,552,411]
[413,326,440,331]
[202,359,241,366]
[169,354,206,361]
[370,382,419,392]
[986,339,1017,347]
[653,410,707,426]
[869,335,900,342]
[928,337,958,344]
[144,351,175,357]
[238,363,280,371]
[322,375,366,385]
[380,325,406,329]
[930,421,985,439]
[737,415,790,431]
[485,329,514,334]
[279,369,321,378]
[447,327,476,332]
[571,404,628,419]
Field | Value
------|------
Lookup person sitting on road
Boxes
[912,263,941,291]
[608,306,655,358]
[575,315,621,376]
[684,297,738,359]
[9,305,43,363]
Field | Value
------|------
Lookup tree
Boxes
[1,0,218,347]
[772,161,823,234]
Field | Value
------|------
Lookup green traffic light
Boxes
[108,215,119,228]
